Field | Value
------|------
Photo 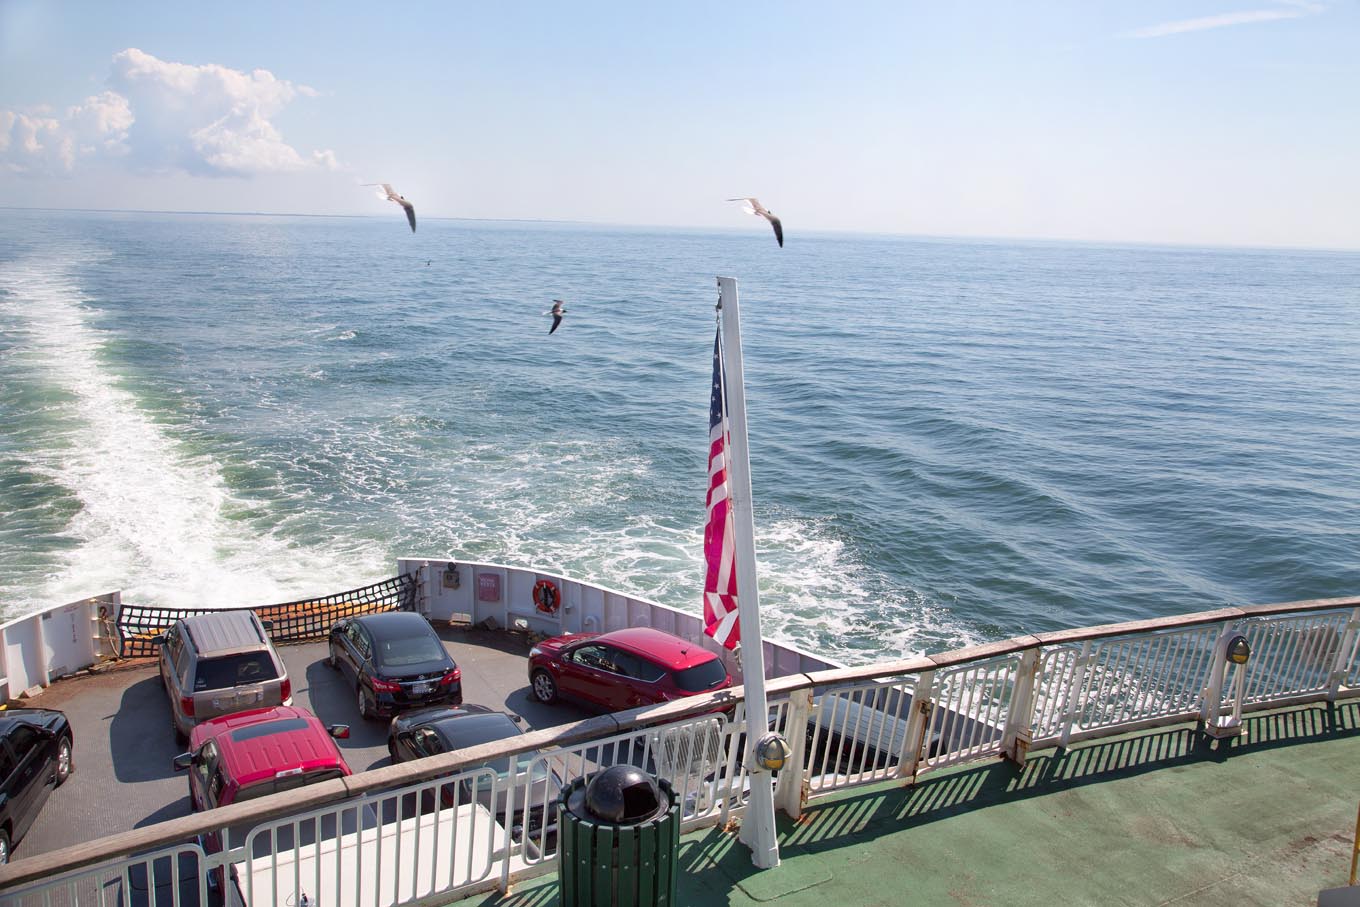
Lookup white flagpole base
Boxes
[739,772,782,868]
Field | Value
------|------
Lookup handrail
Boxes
[4,591,1360,896]
[0,696,735,889]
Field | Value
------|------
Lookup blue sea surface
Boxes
[1,209,1357,664]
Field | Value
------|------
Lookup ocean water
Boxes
[1,209,1358,665]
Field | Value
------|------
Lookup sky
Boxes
[1,0,1357,249]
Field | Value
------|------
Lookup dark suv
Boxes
[156,611,292,743]
[0,708,74,864]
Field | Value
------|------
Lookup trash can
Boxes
[558,765,680,906]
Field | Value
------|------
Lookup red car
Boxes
[173,705,351,810]
[528,627,732,712]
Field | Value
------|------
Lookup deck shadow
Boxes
[301,659,391,754]
[108,676,182,783]
[133,798,193,829]
[777,700,1360,856]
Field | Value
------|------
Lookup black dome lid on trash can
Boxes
[577,765,666,825]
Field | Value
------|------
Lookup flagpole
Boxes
[716,275,780,869]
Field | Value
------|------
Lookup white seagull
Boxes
[726,197,783,247]
[363,183,416,232]
[543,299,567,335]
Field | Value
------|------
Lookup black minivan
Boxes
[0,708,74,864]
[327,612,462,719]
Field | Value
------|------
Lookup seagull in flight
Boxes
[544,299,567,335]
[727,197,783,247]
[363,183,416,232]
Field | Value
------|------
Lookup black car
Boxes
[0,708,74,864]
[387,705,563,852]
[327,611,462,719]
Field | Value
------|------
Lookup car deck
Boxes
[10,627,594,862]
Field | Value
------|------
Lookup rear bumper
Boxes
[371,686,463,717]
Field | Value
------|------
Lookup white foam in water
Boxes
[0,251,978,662]
[416,436,979,664]
[0,255,383,613]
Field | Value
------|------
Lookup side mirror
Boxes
[151,634,166,646]
[329,725,350,740]
[172,753,193,771]
[260,619,274,632]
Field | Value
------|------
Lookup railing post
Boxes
[1328,608,1360,702]
[776,687,813,819]
[1001,647,1040,767]
[1202,625,1234,723]
[1055,641,1098,750]
[898,670,936,781]
[500,774,519,892]
[1202,622,1249,739]
[1059,641,1094,748]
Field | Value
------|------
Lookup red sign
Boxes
[477,573,501,603]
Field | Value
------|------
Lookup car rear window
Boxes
[230,718,309,742]
[194,652,279,690]
[671,658,729,693]
[233,768,346,803]
[376,634,445,667]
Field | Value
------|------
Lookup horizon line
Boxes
[1,205,1356,255]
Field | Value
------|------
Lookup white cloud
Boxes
[1127,1,1323,38]
[66,91,133,157]
[0,109,69,172]
[0,48,339,176]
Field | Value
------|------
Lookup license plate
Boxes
[410,682,432,694]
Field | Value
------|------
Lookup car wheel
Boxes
[357,684,374,720]
[55,735,73,785]
[0,828,10,865]
[326,641,340,670]
[388,742,400,764]
[531,669,559,704]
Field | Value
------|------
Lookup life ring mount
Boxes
[533,579,560,614]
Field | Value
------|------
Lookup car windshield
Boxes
[376,634,445,667]
[672,658,728,693]
[194,652,279,690]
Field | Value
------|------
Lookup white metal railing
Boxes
[4,594,1360,905]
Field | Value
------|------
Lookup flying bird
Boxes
[727,197,783,247]
[544,299,567,335]
[363,183,416,232]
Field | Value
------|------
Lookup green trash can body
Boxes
[558,775,679,906]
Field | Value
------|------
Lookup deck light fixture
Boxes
[1226,635,1251,665]
[754,732,793,772]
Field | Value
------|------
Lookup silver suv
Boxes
[156,611,292,742]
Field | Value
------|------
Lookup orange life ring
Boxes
[533,579,560,614]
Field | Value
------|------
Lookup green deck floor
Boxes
[446,701,1360,906]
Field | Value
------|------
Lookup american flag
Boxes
[703,327,740,649]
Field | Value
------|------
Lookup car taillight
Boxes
[280,677,292,701]
[370,677,401,693]
[180,694,195,717]
[439,667,461,686]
